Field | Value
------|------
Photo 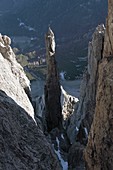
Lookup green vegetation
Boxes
[16,54,28,67]
[34,65,47,77]
[25,71,35,81]
[14,49,46,80]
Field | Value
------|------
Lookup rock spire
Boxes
[44,28,62,132]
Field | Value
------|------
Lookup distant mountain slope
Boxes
[0,0,108,79]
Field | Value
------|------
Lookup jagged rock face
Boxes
[85,1,113,169]
[103,0,113,57]
[61,85,79,130]
[68,143,85,170]
[0,91,62,170]
[79,25,105,134]
[65,25,105,170]
[0,34,33,120]
[44,28,62,132]
[0,34,62,170]
[67,25,105,145]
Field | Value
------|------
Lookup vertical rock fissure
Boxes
[94,35,105,103]
[44,28,62,132]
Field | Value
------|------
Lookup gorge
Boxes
[0,0,113,170]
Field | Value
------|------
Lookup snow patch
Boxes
[60,71,66,80]
[17,18,35,32]
[31,37,37,41]
[61,134,64,140]
[99,31,102,34]
[84,127,88,137]
[70,60,76,63]
[76,126,79,131]
[53,137,68,170]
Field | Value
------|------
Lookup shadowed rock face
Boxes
[64,25,105,170]
[77,25,105,138]
[67,25,105,145]
[0,91,61,170]
[0,34,62,170]
[44,28,62,132]
[85,1,113,169]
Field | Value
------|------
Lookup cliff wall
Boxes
[67,25,105,145]
[85,1,113,169]
[0,34,61,170]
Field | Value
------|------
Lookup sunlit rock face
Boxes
[0,34,62,170]
[44,28,62,132]
[85,1,113,169]
[0,34,33,119]
[61,85,79,130]
[103,0,113,57]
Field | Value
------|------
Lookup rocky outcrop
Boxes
[103,0,113,57]
[44,28,62,132]
[61,85,79,130]
[68,142,85,170]
[0,34,33,119]
[0,34,62,170]
[65,25,105,170]
[85,0,113,169]
[67,25,105,145]
[77,25,105,137]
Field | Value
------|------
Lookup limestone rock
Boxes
[32,95,47,131]
[79,24,105,133]
[0,91,61,170]
[0,34,33,120]
[0,34,62,170]
[85,1,113,169]
[66,25,105,170]
[67,25,105,145]
[68,142,85,170]
[61,85,79,130]
[31,79,45,123]
[103,0,113,57]
[44,28,62,131]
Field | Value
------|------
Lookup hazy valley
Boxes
[0,0,107,79]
